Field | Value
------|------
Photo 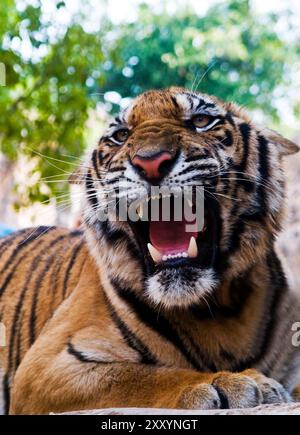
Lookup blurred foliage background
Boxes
[0,0,300,212]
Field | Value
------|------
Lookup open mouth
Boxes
[128,194,218,273]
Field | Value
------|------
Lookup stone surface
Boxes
[59,403,300,415]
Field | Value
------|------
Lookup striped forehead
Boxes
[116,91,225,126]
[174,92,225,118]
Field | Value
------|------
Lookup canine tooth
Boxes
[188,237,198,258]
[137,204,143,219]
[147,244,163,263]
[162,255,168,262]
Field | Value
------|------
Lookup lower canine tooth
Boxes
[147,243,163,263]
[188,237,198,258]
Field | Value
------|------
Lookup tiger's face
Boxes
[78,87,298,309]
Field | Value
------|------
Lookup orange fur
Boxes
[0,88,299,414]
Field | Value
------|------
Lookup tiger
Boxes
[1,87,300,415]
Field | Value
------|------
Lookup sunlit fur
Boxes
[0,88,300,414]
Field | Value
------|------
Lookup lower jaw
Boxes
[146,263,219,309]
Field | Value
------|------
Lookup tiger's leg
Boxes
[10,330,292,415]
[9,258,292,414]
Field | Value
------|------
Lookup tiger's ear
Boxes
[68,165,85,185]
[261,127,299,156]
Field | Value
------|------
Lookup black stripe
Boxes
[110,277,205,371]
[256,134,269,213]
[102,152,113,163]
[49,254,66,313]
[0,229,29,260]
[187,174,218,184]
[28,235,82,348]
[238,123,251,171]
[0,226,55,278]
[185,150,210,163]
[109,166,125,173]
[247,253,287,367]
[3,373,10,415]
[226,132,269,255]
[14,308,26,372]
[50,244,83,313]
[95,221,141,264]
[221,130,233,147]
[171,96,180,110]
[224,123,251,254]
[195,99,216,111]
[219,172,231,195]
[108,122,119,128]
[62,241,84,298]
[187,94,194,110]
[0,271,18,299]
[70,230,84,237]
[178,164,218,177]
[106,176,121,185]
[15,235,69,369]
[98,150,103,165]
[8,235,68,377]
[106,298,157,365]
[0,227,56,298]
[238,176,256,193]
[225,112,236,127]
[226,217,246,254]
[230,252,287,373]
[239,209,265,224]
[85,171,98,208]
[67,342,101,364]
[92,149,102,180]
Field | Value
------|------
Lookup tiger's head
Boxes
[73,88,299,309]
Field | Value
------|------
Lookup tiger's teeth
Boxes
[188,237,198,258]
[137,204,143,219]
[147,243,163,263]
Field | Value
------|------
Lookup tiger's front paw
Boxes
[177,383,222,410]
[213,370,292,408]
[176,371,292,410]
[242,369,292,405]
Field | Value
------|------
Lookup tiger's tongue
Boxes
[149,219,198,255]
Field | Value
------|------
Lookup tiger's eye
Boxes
[192,115,212,129]
[113,129,129,143]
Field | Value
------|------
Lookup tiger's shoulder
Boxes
[0,226,89,299]
[0,226,90,346]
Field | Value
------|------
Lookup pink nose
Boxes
[132,151,174,182]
